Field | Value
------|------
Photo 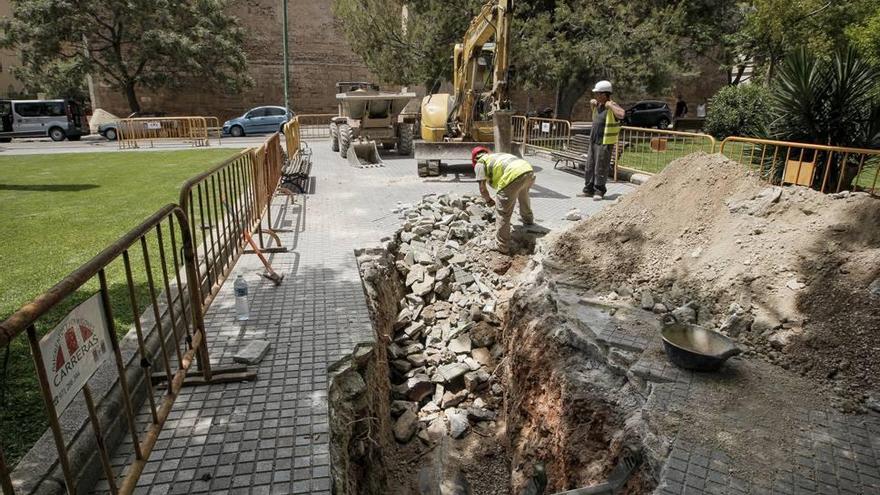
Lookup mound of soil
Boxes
[549,152,880,411]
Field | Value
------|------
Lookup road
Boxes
[0,134,268,155]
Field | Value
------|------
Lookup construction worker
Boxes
[584,80,625,200]
[472,147,535,254]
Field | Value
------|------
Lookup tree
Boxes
[0,0,252,113]
[332,0,691,118]
[847,6,880,68]
[734,0,877,82]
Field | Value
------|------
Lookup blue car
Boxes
[223,106,293,137]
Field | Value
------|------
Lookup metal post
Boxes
[282,0,291,112]
[493,110,514,155]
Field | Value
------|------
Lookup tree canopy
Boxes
[0,0,252,112]
[333,0,699,118]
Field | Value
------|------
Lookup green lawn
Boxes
[616,138,716,174]
[0,148,240,466]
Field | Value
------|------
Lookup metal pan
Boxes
[661,323,742,371]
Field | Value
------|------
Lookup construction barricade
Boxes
[720,137,880,196]
[294,113,335,140]
[613,126,716,179]
[523,117,571,153]
[117,117,215,150]
[511,115,527,146]
[0,204,254,495]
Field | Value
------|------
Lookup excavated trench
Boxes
[329,194,663,494]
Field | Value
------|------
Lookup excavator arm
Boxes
[451,0,512,138]
[420,0,512,143]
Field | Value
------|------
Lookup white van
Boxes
[0,99,90,142]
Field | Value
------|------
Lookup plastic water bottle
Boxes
[234,275,249,321]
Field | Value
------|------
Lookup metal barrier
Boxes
[512,115,526,145]
[720,137,880,195]
[0,204,251,494]
[205,117,222,143]
[283,116,302,156]
[523,117,571,152]
[294,113,335,140]
[178,150,262,310]
[117,117,214,149]
[614,126,717,178]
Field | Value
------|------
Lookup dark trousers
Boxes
[584,143,612,193]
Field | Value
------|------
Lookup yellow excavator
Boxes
[415,0,512,177]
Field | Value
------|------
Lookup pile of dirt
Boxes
[550,152,880,411]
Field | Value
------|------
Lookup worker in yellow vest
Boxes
[471,147,535,254]
[584,80,625,200]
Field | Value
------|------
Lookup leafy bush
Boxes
[704,84,773,139]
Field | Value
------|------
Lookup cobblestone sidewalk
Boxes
[95,144,633,494]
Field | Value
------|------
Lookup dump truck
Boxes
[415,0,512,176]
[329,82,416,167]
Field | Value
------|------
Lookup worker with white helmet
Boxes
[584,80,625,200]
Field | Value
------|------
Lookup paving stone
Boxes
[232,340,271,365]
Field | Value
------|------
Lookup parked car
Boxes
[0,99,89,142]
[624,100,672,129]
[98,112,168,141]
[223,106,294,137]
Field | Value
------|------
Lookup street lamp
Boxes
[282,0,290,111]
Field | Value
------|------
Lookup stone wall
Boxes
[93,0,375,120]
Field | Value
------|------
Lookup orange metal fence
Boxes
[614,126,716,178]
[720,137,880,195]
[0,126,297,495]
[294,113,335,140]
[512,115,526,145]
[117,117,216,149]
[0,205,237,494]
[523,117,571,152]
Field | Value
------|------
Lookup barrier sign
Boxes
[39,293,112,413]
[541,122,550,133]
[146,121,162,130]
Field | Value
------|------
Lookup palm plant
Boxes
[769,47,880,190]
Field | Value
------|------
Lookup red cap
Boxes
[471,146,490,167]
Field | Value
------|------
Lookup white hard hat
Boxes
[592,80,613,93]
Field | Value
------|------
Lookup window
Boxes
[13,101,66,117]
[46,102,65,116]
[246,108,267,119]
[265,107,286,117]
[14,102,42,117]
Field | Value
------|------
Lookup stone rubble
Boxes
[387,193,508,444]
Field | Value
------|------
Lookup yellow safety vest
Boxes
[593,107,620,145]
[477,153,533,191]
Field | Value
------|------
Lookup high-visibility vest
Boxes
[477,153,533,191]
[593,107,620,145]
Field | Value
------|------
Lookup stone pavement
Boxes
[93,143,634,494]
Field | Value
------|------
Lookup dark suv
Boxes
[624,100,672,129]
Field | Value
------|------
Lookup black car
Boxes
[624,100,672,129]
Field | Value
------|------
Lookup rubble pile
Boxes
[550,152,880,411]
[383,193,513,444]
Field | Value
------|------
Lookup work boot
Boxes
[582,185,594,196]
[593,185,606,201]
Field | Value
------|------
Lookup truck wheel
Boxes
[49,127,66,142]
[339,124,353,158]
[397,124,413,155]
[330,123,339,152]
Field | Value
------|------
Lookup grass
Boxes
[0,148,240,467]
[617,138,715,174]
